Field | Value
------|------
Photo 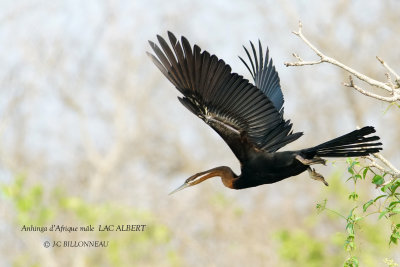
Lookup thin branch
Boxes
[343,76,400,102]
[383,72,397,94]
[373,153,400,174]
[285,21,400,103]
[364,154,400,186]
[376,56,400,85]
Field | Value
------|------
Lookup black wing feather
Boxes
[240,41,284,113]
[148,32,302,161]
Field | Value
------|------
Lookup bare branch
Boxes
[343,76,400,102]
[364,154,400,186]
[287,22,400,187]
[376,56,400,86]
[373,153,400,175]
[285,21,400,103]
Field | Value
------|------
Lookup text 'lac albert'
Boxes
[98,225,146,232]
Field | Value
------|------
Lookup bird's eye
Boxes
[186,173,203,184]
[185,177,195,183]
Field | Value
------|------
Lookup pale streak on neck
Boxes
[189,166,237,189]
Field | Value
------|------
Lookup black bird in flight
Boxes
[147,32,382,194]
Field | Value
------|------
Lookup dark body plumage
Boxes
[147,32,382,192]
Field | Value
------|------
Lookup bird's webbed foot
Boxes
[307,167,329,186]
[295,155,326,166]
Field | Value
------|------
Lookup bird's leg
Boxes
[295,155,326,165]
[307,167,329,186]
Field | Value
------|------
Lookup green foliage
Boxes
[372,175,384,186]
[3,175,180,267]
[383,101,400,114]
[390,224,400,245]
[348,192,358,201]
[2,175,54,226]
[208,192,244,218]
[314,157,400,266]
[316,198,327,214]
[384,258,399,267]
[208,192,231,208]
[276,167,399,266]
[276,229,338,267]
[344,256,359,267]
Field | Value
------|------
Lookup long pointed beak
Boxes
[169,182,191,195]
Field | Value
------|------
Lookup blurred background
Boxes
[0,0,399,266]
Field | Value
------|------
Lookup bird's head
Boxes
[169,166,236,195]
[168,171,212,195]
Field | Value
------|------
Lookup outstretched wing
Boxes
[239,41,284,113]
[147,32,302,161]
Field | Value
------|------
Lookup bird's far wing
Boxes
[147,32,302,160]
[239,41,284,113]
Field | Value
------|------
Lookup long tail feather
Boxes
[302,126,382,158]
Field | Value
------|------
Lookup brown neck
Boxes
[187,166,238,189]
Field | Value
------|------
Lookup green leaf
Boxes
[372,175,384,186]
[348,192,358,201]
[344,238,356,253]
[346,221,355,235]
[344,256,359,267]
[347,160,359,176]
[389,232,400,245]
[391,180,400,192]
[381,180,396,192]
[392,232,400,239]
[363,200,374,212]
[348,167,354,175]
[347,206,357,219]
[362,167,369,179]
[316,199,327,214]
[391,208,400,214]
[389,201,400,208]
[379,210,389,219]
[354,216,363,222]
[374,194,387,202]
[363,195,387,212]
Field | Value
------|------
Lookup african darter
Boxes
[147,32,382,194]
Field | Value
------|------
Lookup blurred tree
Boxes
[0,1,399,266]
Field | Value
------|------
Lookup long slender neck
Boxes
[188,166,239,189]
